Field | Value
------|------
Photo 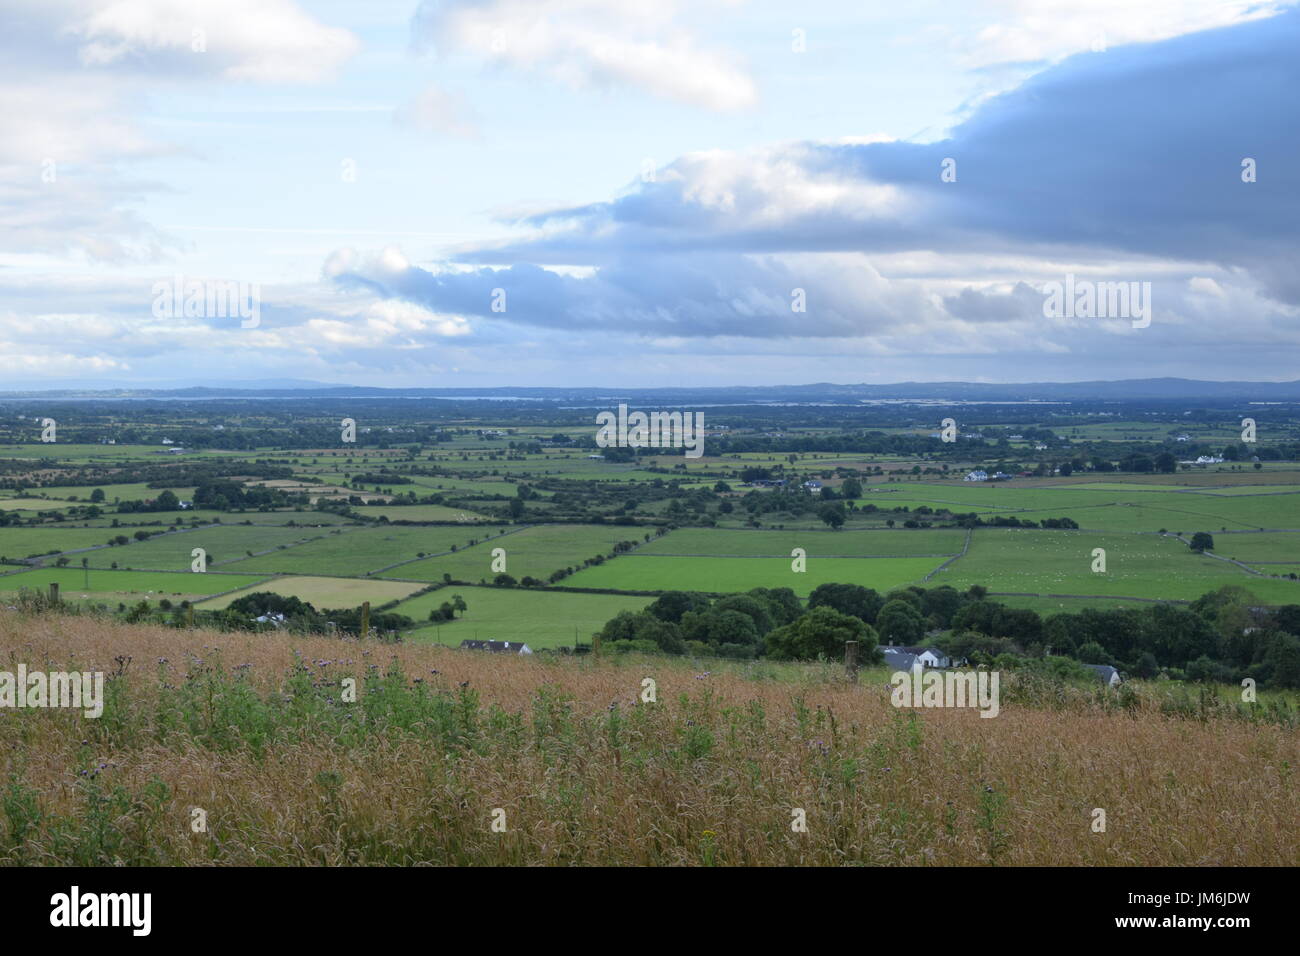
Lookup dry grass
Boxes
[0,609,1296,866]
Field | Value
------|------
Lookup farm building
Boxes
[460,640,533,655]
[964,470,988,482]
[1086,664,1122,686]
[881,647,919,672]
[881,645,954,669]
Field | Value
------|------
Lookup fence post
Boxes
[844,641,858,683]
[49,582,60,604]
[187,604,194,629]
[360,601,370,641]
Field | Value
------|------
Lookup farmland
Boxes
[376,524,643,584]
[930,528,1300,603]
[197,575,426,611]
[567,554,948,595]
[1,392,1298,662]
[398,586,654,648]
[0,567,269,603]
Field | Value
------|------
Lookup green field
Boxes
[889,482,1300,532]
[637,527,966,557]
[24,482,196,503]
[352,504,491,522]
[377,524,643,583]
[223,526,507,576]
[564,554,944,596]
[84,525,332,571]
[930,528,1300,603]
[196,575,426,611]
[398,586,653,648]
[0,567,269,602]
[1202,532,1300,562]
[0,527,137,560]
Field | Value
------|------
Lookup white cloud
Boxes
[67,0,359,83]
[414,0,756,111]
[0,0,359,261]
[960,0,1292,67]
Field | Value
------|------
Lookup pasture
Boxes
[379,524,642,583]
[223,526,506,576]
[0,567,269,603]
[196,575,426,611]
[931,528,1300,603]
[564,554,945,596]
[637,527,966,557]
[398,586,653,648]
[84,525,329,571]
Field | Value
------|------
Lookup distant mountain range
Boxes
[4,378,1300,403]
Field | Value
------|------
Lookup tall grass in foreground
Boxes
[0,611,1296,866]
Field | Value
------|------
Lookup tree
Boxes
[747,587,803,627]
[817,502,846,529]
[876,599,925,645]
[764,606,879,662]
[1189,532,1214,553]
[452,594,467,617]
[840,476,863,498]
[1134,652,1159,679]
[714,594,774,636]
[647,591,711,624]
[1077,641,1109,664]
[807,583,882,624]
[89,488,105,503]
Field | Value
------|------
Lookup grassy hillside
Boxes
[0,610,1295,866]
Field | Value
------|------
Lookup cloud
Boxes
[439,10,1300,305]
[412,0,757,111]
[66,0,359,83]
[958,0,1292,68]
[0,0,359,261]
[323,7,1300,378]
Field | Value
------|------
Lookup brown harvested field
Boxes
[0,609,1296,866]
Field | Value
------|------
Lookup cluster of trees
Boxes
[598,587,809,659]
[590,581,1300,688]
[117,489,183,513]
[427,594,467,622]
[220,592,415,635]
[191,480,307,511]
[350,472,413,485]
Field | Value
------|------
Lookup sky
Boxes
[1,0,1297,389]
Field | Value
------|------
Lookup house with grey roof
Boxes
[460,640,533,655]
[1086,664,1122,686]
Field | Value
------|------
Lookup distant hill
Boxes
[3,378,1300,403]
